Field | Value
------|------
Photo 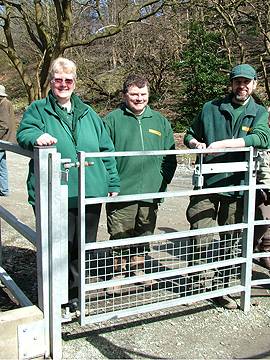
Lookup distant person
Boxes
[17,57,120,311]
[103,74,177,293]
[0,85,16,196]
[184,64,270,309]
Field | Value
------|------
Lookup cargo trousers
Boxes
[186,193,243,288]
[106,201,158,255]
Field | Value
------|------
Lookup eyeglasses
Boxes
[51,78,74,86]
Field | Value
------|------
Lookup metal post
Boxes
[48,151,68,359]
[78,151,86,325]
[240,147,256,312]
[34,146,56,357]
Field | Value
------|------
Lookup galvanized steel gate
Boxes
[1,142,270,360]
[76,146,270,329]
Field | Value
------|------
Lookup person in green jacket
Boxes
[184,64,270,310]
[103,74,177,294]
[17,57,120,311]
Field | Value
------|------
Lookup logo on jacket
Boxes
[242,126,252,132]
[149,129,161,136]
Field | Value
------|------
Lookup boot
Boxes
[106,256,127,295]
[130,255,158,287]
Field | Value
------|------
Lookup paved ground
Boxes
[1,151,270,359]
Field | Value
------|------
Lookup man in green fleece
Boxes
[103,74,177,293]
[184,64,270,309]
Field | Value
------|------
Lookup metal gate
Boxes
[1,142,270,359]
[75,146,270,327]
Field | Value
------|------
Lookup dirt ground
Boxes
[1,151,270,359]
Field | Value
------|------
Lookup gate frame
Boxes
[1,142,270,359]
[0,141,68,359]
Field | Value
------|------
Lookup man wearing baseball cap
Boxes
[184,64,270,309]
[0,85,16,196]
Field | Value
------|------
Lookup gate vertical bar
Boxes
[59,171,69,304]
[78,151,86,325]
[240,146,256,312]
[48,151,68,359]
[34,146,57,357]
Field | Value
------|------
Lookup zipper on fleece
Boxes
[138,118,145,150]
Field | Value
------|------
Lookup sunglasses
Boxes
[51,78,74,86]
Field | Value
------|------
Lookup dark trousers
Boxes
[254,201,270,251]
[33,203,102,301]
[68,204,101,301]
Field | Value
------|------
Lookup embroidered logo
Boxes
[242,126,252,132]
[149,129,161,136]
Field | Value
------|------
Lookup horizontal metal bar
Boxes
[85,185,250,205]
[86,257,246,291]
[0,206,36,246]
[253,251,270,259]
[0,141,33,158]
[255,184,270,190]
[82,285,244,325]
[82,147,251,159]
[86,222,247,250]
[198,162,249,174]
[254,219,270,226]
[0,266,33,307]
[251,279,270,287]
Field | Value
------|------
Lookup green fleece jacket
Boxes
[184,95,270,193]
[103,104,177,202]
[17,92,120,208]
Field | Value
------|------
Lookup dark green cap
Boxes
[230,64,257,80]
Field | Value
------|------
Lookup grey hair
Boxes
[49,57,77,80]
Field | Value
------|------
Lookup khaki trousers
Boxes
[106,201,158,255]
[186,194,243,286]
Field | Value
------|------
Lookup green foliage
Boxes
[174,22,231,132]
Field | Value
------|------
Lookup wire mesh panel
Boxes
[82,230,243,322]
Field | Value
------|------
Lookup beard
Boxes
[233,92,250,104]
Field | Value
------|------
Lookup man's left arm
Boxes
[244,111,270,148]
[208,111,270,150]
[207,138,245,149]
[161,119,177,184]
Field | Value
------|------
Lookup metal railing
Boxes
[0,140,68,359]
